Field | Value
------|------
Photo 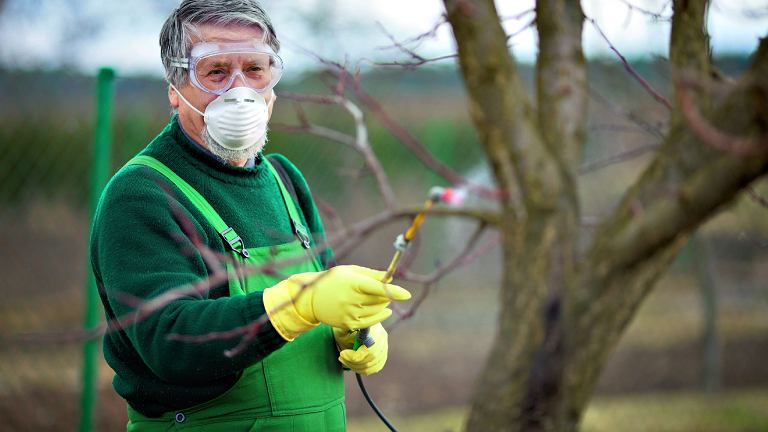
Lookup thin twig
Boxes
[589,88,666,139]
[378,14,448,49]
[506,17,536,42]
[311,192,347,237]
[587,17,672,110]
[402,223,494,284]
[589,123,654,134]
[372,20,459,69]
[389,229,500,330]
[170,269,336,358]
[13,202,499,347]
[579,143,660,174]
[746,186,768,209]
[377,20,428,63]
[617,0,672,22]
[386,283,432,333]
[374,54,458,69]
[285,42,505,201]
[500,8,536,22]
[271,122,356,149]
[279,91,398,208]
[344,77,506,201]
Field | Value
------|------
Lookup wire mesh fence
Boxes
[0,70,170,430]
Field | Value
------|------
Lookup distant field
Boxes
[348,388,768,432]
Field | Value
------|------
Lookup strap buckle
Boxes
[219,227,250,258]
[292,219,311,249]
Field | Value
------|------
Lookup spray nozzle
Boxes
[429,186,449,203]
[428,186,466,206]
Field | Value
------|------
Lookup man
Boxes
[89,1,410,430]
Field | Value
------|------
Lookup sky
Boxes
[0,0,766,81]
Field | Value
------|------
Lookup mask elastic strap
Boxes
[169,83,205,117]
[267,90,276,112]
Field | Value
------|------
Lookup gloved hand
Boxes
[263,265,411,341]
[332,326,358,351]
[335,323,389,376]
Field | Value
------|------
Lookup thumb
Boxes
[383,284,412,301]
[339,265,412,301]
[339,347,368,366]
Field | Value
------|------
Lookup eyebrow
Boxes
[208,60,232,68]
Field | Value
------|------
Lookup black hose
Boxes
[356,373,399,432]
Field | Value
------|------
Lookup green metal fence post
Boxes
[79,67,115,432]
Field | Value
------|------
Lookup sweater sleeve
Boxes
[268,153,335,269]
[90,166,286,384]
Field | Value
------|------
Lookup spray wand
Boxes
[352,186,462,431]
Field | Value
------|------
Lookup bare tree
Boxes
[8,1,764,430]
[441,0,767,430]
[93,1,764,429]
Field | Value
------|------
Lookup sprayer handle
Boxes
[353,328,376,350]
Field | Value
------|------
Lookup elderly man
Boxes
[89,1,410,430]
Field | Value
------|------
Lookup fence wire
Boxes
[0,70,168,431]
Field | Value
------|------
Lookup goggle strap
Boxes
[169,57,189,69]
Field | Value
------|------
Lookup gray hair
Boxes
[159,0,280,87]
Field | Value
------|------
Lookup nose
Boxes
[230,71,248,89]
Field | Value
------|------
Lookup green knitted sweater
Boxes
[90,116,330,417]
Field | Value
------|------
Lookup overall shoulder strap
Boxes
[125,155,249,258]
[264,155,312,249]
[266,155,300,208]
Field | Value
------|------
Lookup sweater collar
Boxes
[177,121,258,168]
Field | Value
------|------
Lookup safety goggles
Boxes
[169,41,284,95]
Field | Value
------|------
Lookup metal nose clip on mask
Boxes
[171,84,275,152]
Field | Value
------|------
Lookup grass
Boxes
[347,388,768,432]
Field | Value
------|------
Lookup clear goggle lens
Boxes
[173,42,284,95]
[193,51,282,94]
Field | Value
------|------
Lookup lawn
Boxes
[347,388,768,432]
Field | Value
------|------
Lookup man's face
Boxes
[169,23,276,149]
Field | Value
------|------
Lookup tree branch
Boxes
[677,80,768,155]
[669,0,712,128]
[344,79,504,201]
[401,222,491,284]
[587,21,768,293]
[589,88,666,139]
[618,0,672,22]
[587,17,672,110]
[747,186,768,209]
[579,143,660,175]
[537,0,588,171]
[444,0,559,213]
[377,14,448,50]
[278,91,398,209]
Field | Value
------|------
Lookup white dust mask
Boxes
[172,84,274,152]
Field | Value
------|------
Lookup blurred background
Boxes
[0,0,767,431]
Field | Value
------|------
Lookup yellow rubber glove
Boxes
[263,265,411,341]
[336,323,389,376]
[332,326,357,351]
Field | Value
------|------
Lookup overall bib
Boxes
[122,155,345,431]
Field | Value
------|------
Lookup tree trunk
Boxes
[444,0,768,430]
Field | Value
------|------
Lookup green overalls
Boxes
[122,155,345,431]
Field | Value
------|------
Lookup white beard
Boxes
[201,126,267,164]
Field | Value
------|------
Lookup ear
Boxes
[168,85,180,109]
